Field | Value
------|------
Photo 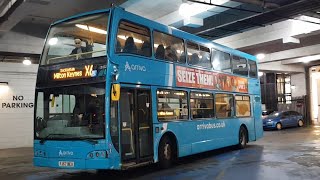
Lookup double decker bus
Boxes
[34,6,263,170]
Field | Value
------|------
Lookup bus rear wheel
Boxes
[238,126,248,149]
[158,136,175,168]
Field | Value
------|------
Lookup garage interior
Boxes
[1,0,320,179]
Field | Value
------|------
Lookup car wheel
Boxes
[238,126,248,149]
[158,136,175,168]
[298,119,304,127]
[276,123,282,130]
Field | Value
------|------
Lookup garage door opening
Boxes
[310,66,320,124]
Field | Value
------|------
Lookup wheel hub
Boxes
[299,121,303,126]
[277,123,281,130]
[240,132,245,145]
[164,143,171,160]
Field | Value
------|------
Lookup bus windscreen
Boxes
[34,83,106,140]
[41,13,109,65]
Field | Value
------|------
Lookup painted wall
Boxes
[0,32,44,54]
[291,73,306,97]
[0,63,38,149]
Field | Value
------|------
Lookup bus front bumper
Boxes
[33,157,116,170]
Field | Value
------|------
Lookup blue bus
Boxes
[34,6,263,170]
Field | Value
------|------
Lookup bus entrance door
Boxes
[120,88,153,164]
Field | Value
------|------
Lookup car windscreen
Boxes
[267,112,280,118]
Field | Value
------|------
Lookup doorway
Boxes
[119,87,153,163]
[310,66,320,124]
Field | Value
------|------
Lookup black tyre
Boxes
[298,120,304,127]
[276,123,282,130]
[238,126,248,149]
[158,136,175,168]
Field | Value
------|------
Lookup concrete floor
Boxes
[1,126,320,180]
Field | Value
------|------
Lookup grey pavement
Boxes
[1,126,320,180]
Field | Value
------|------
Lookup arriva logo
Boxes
[59,150,74,156]
[125,61,146,72]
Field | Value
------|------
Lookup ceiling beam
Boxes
[187,0,263,13]
[183,0,320,39]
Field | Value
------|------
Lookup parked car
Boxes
[263,111,304,130]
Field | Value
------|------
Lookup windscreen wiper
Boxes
[39,133,66,145]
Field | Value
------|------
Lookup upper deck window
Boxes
[116,21,151,57]
[248,60,257,78]
[232,55,248,76]
[187,42,211,68]
[212,49,232,73]
[41,13,109,65]
[153,31,185,63]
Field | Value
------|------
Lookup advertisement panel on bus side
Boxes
[176,66,248,93]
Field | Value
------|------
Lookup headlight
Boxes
[87,150,108,159]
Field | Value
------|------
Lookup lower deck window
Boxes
[235,95,251,117]
[215,94,234,118]
[157,90,188,121]
[190,92,214,119]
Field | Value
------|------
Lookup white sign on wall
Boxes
[1,95,34,109]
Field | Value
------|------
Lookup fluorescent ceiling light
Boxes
[256,54,265,60]
[117,35,143,44]
[154,44,168,49]
[299,54,320,63]
[48,37,58,45]
[76,24,107,35]
[291,15,320,35]
[297,15,320,23]
[258,72,264,77]
[179,2,213,18]
[0,82,9,94]
[283,37,300,44]
[23,60,32,65]
[179,3,191,18]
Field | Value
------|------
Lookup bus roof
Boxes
[52,8,110,26]
[51,6,257,61]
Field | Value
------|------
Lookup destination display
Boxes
[53,64,96,80]
[176,66,248,93]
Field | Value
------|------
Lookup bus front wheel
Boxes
[238,126,248,149]
[158,136,175,168]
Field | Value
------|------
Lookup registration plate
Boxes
[58,161,74,167]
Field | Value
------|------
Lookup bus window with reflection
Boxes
[212,49,232,73]
[235,95,251,117]
[157,90,188,121]
[153,31,185,63]
[116,21,151,57]
[190,92,214,119]
[248,60,257,78]
[232,55,248,76]
[187,42,211,68]
[215,94,234,118]
[41,13,108,65]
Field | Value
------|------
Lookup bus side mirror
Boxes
[111,84,120,101]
